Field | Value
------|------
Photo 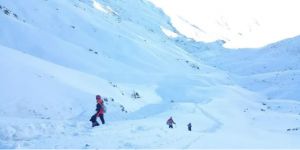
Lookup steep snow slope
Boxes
[0,0,300,148]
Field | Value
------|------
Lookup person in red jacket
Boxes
[96,95,105,124]
[166,116,176,128]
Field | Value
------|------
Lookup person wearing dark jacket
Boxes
[95,95,105,124]
[90,95,106,127]
[166,117,176,128]
[187,123,192,131]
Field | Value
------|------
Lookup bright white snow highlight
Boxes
[150,0,300,48]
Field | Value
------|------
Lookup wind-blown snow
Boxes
[0,0,299,148]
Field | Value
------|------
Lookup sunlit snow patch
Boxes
[161,26,178,38]
[92,0,117,15]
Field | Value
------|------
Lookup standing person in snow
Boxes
[187,123,192,131]
[95,95,106,125]
[166,117,176,128]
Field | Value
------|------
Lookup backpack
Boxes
[102,104,106,113]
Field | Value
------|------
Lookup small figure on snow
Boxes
[166,116,176,128]
[96,95,106,124]
[90,95,106,127]
[187,123,192,131]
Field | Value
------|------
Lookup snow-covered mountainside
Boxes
[174,35,300,101]
[150,0,300,48]
[0,0,299,148]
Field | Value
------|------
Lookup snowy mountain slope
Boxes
[202,36,300,75]
[0,0,193,81]
[150,0,300,48]
[0,0,300,148]
[174,35,300,100]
